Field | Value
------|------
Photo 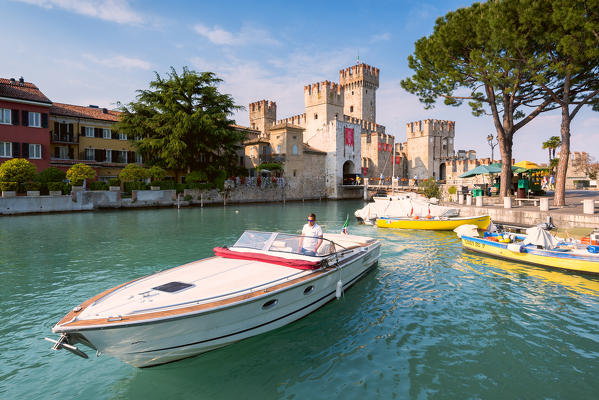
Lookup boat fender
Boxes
[507,243,524,253]
[336,280,344,299]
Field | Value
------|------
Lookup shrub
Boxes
[185,171,208,188]
[175,183,186,194]
[0,182,18,192]
[147,165,166,181]
[448,186,457,195]
[89,181,108,191]
[48,182,65,192]
[419,178,442,199]
[108,178,121,187]
[67,163,96,185]
[37,167,66,183]
[183,194,193,201]
[152,180,175,190]
[24,182,40,191]
[0,158,36,183]
[257,162,282,171]
[119,164,147,182]
[124,181,146,193]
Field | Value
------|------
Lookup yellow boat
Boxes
[461,234,599,275]
[376,215,490,230]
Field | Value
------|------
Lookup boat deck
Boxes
[77,257,313,320]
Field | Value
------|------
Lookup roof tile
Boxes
[0,78,52,104]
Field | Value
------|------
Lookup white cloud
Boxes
[83,54,151,70]
[370,32,391,43]
[12,0,144,25]
[193,23,280,46]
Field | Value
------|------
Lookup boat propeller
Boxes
[44,334,88,359]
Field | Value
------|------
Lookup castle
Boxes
[245,62,477,198]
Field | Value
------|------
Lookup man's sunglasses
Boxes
[307,219,315,222]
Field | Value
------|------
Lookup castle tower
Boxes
[303,81,344,133]
[249,100,276,134]
[406,119,455,180]
[339,63,379,123]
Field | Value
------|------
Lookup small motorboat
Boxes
[46,231,381,367]
[355,193,460,225]
[376,215,490,230]
[460,227,599,274]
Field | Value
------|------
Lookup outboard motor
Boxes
[537,216,555,231]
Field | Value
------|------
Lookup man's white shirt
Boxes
[301,223,323,251]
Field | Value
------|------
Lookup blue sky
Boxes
[3,0,598,163]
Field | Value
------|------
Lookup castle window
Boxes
[350,106,354,113]
[351,91,354,95]
[314,113,318,120]
[366,90,368,94]
[292,144,298,155]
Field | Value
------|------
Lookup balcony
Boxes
[51,133,78,144]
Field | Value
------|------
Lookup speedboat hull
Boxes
[376,215,490,230]
[50,232,381,367]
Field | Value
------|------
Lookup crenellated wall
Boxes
[249,99,277,133]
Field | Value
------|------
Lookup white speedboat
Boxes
[47,231,381,367]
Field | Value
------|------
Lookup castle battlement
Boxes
[249,99,276,113]
[343,115,385,134]
[339,63,379,88]
[406,119,455,138]
[303,80,343,96]
[274,113,307,127]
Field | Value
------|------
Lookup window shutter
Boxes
[68,147,74,159]
[80,126,85,136]
[11,109,19,125]
[41,113,48,128]
[54,146,60,158]
[21,111,29,127]
[68,123,74,134]
[12,142,20,157]
[112,131,118,140]
[54,122,59,134]
[128,151,135,163]
[40,144,43,159]
[22,143,29,158]
[99,149,106,162]
[95,128,101,138]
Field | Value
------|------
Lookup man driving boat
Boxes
[298,213,323,256]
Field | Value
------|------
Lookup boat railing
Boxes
[233,230,345,257]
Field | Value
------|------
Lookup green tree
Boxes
[37,167,66,183]
[0,158,36,183]
[401,2,556,197]
[66,163,96,185]
[147,165,166,181]
[542,136,562,164]
[118,164,148,182]
[115,67,245,179]
[520,0,599,206]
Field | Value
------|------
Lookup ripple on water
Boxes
[2,202,599,399]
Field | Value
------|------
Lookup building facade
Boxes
[49,103,141,181]
[0,78,52,171]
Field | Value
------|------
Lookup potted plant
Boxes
[0,158,36,197]
[66,163,97,192]
[108,178,121,192]
[25,181,41,196]
[448,185,457,202]
[119,164,148,194]
[0,181,18,197]
[147,166,166,190]
[48,182,65,196]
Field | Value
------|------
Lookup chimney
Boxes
[18,77,24,86]
[10,78,16,85]
[102,108,108,114]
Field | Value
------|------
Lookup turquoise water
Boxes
[2,200,599,399]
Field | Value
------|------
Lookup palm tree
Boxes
[542,136,561,164]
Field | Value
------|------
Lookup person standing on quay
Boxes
[299,213,323,256]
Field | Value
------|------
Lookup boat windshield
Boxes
[232,231,336,257]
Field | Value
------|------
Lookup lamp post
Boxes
[487,134,497,162]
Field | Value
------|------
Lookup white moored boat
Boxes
[47,231,381,367]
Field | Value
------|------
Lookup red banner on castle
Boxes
[344,128,354,147]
